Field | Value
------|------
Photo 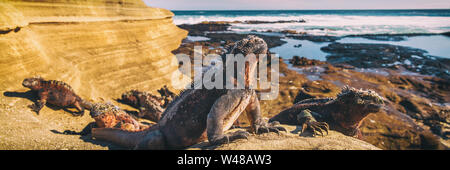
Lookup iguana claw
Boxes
[297,109,329,137]
[300,121,329,137]
[210,130,250,145]
[255,121,287,134]
[28,103,43,114]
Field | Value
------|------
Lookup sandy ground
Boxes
[0,89,127,150]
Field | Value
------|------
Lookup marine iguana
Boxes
[119,86,175,122]
[89,102,149,131]
[119,90,165,122]
[22,76,91,116]
[270,86,384,139]
[91,35,286,149]
[157,85,176,108]
[59,102,150,136]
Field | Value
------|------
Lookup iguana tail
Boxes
[91,126,159,149]
[79,99,93,110]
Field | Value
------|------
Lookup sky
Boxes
[143,0,450,10]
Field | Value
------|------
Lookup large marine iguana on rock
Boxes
[270,86,384,139]
[22,76,92,116]
[91,35,286,149]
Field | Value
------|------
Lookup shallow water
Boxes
[286,62,325,81]
[270,38,331,61]
[269,35,450,61]
[337,35,450,58]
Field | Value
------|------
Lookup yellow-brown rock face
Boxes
[0,0,188,100]
[0,0,188,149]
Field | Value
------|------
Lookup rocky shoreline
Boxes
[176,21,450,79]
[173,21,450,149]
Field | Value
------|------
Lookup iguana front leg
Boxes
[207,90,251,145]
[298,109,329,137]
[72,101,85,117]
[29,91,48,114]
[246,91,286,134]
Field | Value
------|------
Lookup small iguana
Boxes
[157,85,176,108]
[60,102,149,136]
[22,76,91,116]
[119,86,175,122]
[270,86,384,139]
[89,102,149,131]
[119,90,165,122]
[91,35,286,149]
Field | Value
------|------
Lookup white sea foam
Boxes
[186,36,211,42]
[174,15,450,36]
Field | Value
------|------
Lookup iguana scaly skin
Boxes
[89,102,149,131]
[119,86,175,122]
[22,76,92,116]
[91,35,286,149]
[60,102,149,136]
[119,90,165,122]
[270,86,384,139]
[157,85,176,108]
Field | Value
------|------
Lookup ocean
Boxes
[175,9,450,59]
[173,9,450,36]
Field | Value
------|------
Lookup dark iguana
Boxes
[22,76,92,116]
[119,86,175,122]
[91,35,286,149]
[269,86,384,139]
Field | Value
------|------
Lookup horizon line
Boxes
[169,8,450,11]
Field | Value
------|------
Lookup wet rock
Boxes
[291,81,340,104]
[206,33,286,48]
[178,23,231,36]
[243,19,306,24]
[322,43,450,79]
[280,30,299,34]
[419,132,447,149]
[289,56,326,67]
[288,35,341,42]
[344,34,406,41]
[442,31,450,37]
[399,98,422,117]
[361,35,405,41]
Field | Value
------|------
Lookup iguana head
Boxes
[229,35,268,88]
[230,35,268,56]
[22,76,43,90]
[120,90,140,108]
[89,102,122,118]
[336,86,384,113]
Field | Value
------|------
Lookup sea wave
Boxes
[173,14,450,36]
